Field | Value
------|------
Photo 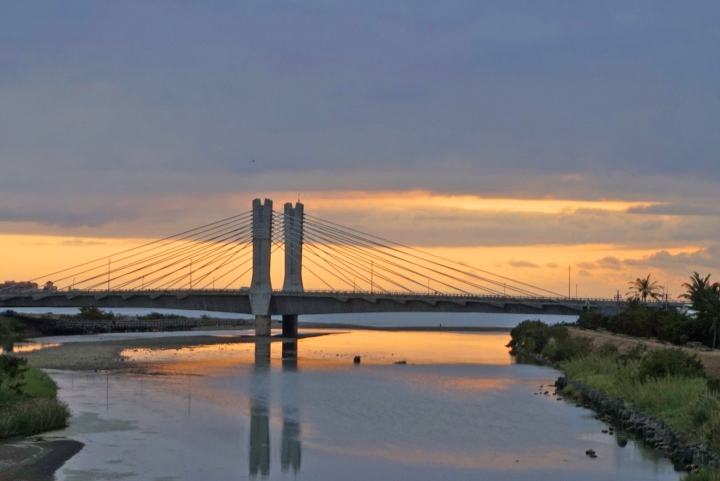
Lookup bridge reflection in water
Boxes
[249,340,301,478]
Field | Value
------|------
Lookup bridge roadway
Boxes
[0,289,680,317]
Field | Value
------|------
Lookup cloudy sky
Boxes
[1,1,719,296]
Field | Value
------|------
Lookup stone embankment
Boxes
[21,316,253,336]
[514,346,719,472]
[555,376,719,472]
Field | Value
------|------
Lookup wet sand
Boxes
[569,327,720,378]
[20,332,325,371]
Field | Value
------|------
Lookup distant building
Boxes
[43,281,58,292]
[0,280,39,292]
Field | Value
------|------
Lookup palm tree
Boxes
[681,272,719,305]
[702,295,720,349]
[626,273,664,303]
[683,272,720,349]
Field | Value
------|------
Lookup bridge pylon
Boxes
[281,202,304,338]
[282,202,304,293]
[250,198,273,336]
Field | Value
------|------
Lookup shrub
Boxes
[691,394,720,426]
[507,320,551,353]
[577,304,713,347]
[550,335,593,362]
[0,398,70,438]
[576,310,608,330]
[596,342,619,357]
[619,344,647,364]
[77,306,115,320]
[637,348,705,381]
[0,356,27,394]
[707,409,720,453]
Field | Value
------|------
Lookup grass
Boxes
[0,397,70,438]
[21,366,58,398]
[563,353,720,452]
[511,320,720,478]
[0,357,70,439]
[686,469,720,481]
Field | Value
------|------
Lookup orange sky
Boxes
[0,191,708,299]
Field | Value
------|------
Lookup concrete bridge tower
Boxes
[281,202,304,337]
[250,198,273,336]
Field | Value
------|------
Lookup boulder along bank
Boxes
[555,375,719,472]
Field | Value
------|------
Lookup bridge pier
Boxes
[282,314,298,338]
[255,315,272,337]
[250,198,273,337]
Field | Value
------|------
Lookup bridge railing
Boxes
[0,287,684,306]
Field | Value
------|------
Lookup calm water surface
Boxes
[45,331,682,480]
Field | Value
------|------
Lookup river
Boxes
[34,330,684,480]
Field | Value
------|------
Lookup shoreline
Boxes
[515,345,720,473]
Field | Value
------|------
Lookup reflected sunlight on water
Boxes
[0,342,61,354]
[50,331,683,481]
[121,331,513,368]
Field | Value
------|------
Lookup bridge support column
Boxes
[282,314,298,338]
[250,198,273,336]
[282,202,304,292]
[255,315,271,337]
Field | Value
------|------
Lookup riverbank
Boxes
[510,320,720,477]
[0,365,70,439]
[569,327,720,379]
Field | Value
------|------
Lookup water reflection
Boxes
[250,341,271,477]
[281,341,301,474]
[0,339,60,354]
[249,340,302,478]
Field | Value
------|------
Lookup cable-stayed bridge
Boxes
[0,198,679,336]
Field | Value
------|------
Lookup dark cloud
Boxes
[507,260,539,268]
[597,257,622,270]
[0,1,718,206]
[624,245,720,271]
[576,262,596,270]
[579,246,720,277]
[0,0,719,292]
[626,204,720,217]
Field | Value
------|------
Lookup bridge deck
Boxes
[0,290,682,317]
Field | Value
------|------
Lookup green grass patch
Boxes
[685,468,720,481]
[0,354,70,439]
[21,367,58,399]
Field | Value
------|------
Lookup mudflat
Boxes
[0,439,84,481]
[20,334,292,371]
[569,327,720,378]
